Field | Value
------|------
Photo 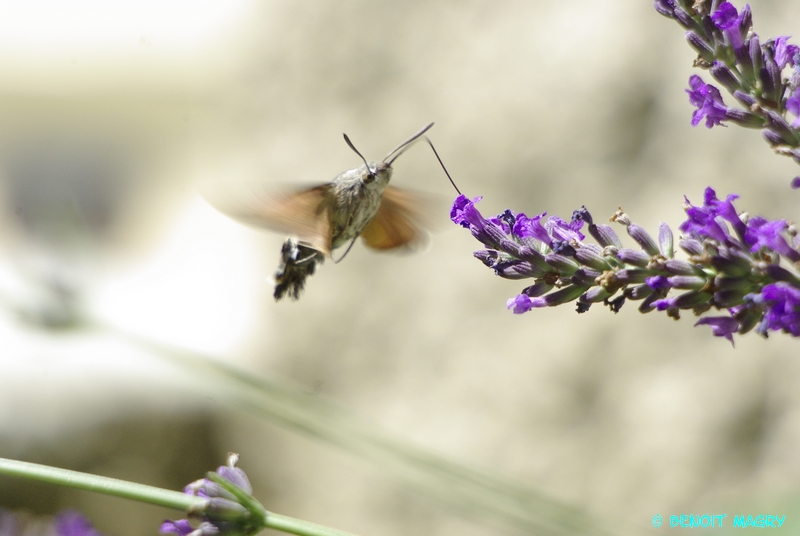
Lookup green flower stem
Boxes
[0,457,200,510]
[0,457,361,536]
[264,514,361,536]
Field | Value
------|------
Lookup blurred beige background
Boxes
[0,1,799,535]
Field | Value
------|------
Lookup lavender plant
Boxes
[451,187,800,343]
[451,0,800,343]
[655,0,800,187]
[0,455,358,536]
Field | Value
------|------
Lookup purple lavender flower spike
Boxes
[686,75,729,128]
[454,186,800,341]
[695,316,740,344]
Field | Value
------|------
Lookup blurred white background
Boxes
[0,1,799,535]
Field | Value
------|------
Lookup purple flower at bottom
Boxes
[53,511,106,536]
[695,316,740,344]
[686,75,730,128]
[759,282,800,336]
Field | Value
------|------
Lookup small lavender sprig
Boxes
[452,187,800,344]
[655,0,800,187]
[0,455,358,536]
[162,453,358,536]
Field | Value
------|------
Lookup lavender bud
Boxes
[543,284,590,306]
[726,108,766,128]
[679,238,704,256]
[763,128,789,147]
[498,238,523,258]
[545,253,580,275]
[494,260,543,279]
[654,0,676,18]
[759,62,781,104]
[570,268,602,287]
[668,275,708,289]
[749,34,763,77]
[764,264,800,284]
[589,223,623,249]
[664,259,703,275]
[715,275,753,290]
[686,31,715,62]
[204,499,250,521]
[580,286,613,303]
[639,293,661,313]
[710,254,752,276]
[733,306,761,334]
[615,268,651,284]
[522,281,554,297]
[474,250,499,267]
[574,244,612,271]
[738,4,752,36]
[710,61,742,93]
[472,223,509,251]
[617,248,651,267]
[605,295,626,313]
[733,90,757,107]
[674,6,701,32]
[735,44,755,83]
[627,224,661,256]
[713,289,748,307]
[672,290,713,309]
[658,222,674,258]
[765,111,798,145]
[625,283,655,300]
[516,246,550,270]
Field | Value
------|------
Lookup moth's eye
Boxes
[362,171,376,184]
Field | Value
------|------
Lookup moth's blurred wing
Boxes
[361,186,434,251]
[202,183,334,255]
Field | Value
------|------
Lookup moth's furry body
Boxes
[327,162,391,250]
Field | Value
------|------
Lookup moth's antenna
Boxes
[425,137,462,195]
[343,132,374,176]
[383,122,435,166]
[333,235,359,264]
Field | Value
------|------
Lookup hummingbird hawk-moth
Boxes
[204,122,440,301]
